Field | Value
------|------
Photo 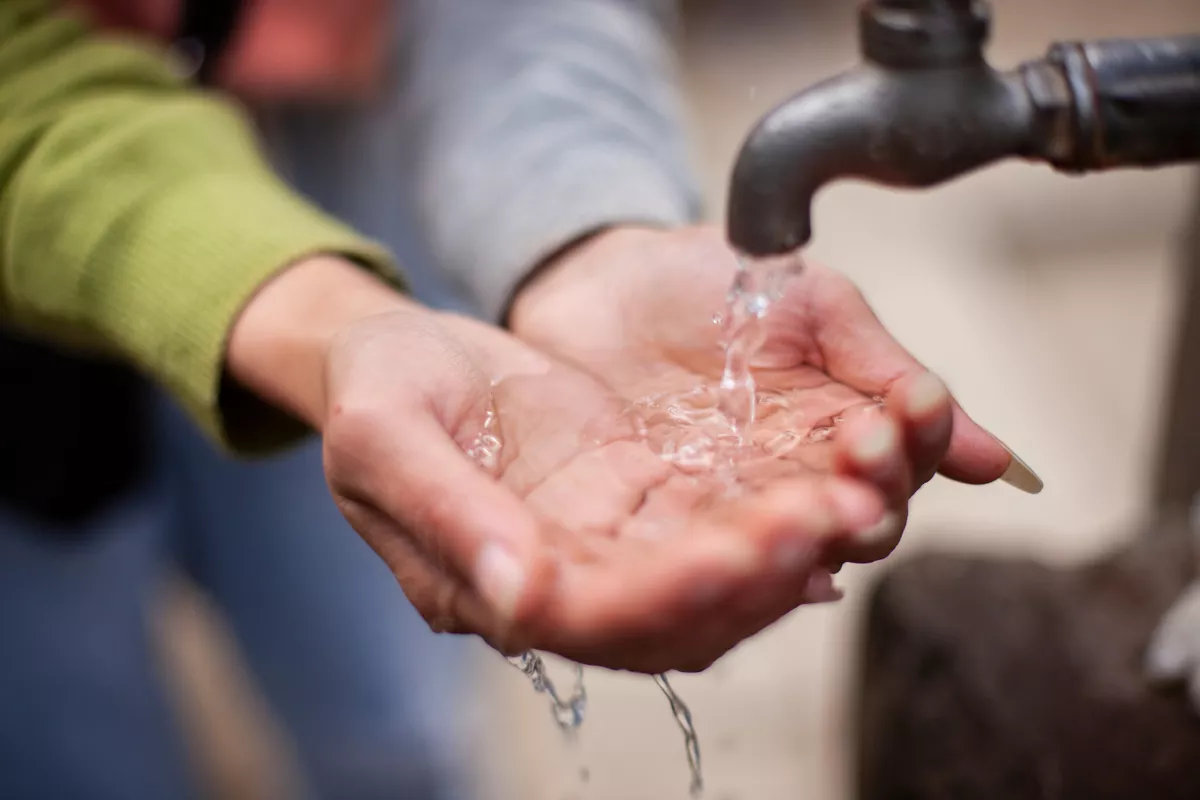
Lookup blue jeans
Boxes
[0,394,473,799]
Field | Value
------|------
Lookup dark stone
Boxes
[854,521,1200,800]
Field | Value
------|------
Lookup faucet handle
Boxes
[860,0,991,69]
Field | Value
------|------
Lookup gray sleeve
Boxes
[402,0,705,321]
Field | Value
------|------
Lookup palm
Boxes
[445,333,881,672]
[324,309,885,673]
[511,225,1014,544]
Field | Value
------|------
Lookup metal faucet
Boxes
[726,0,1200,257]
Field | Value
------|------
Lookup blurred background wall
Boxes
[159,1,1200,798]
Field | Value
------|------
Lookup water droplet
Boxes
[806,426,836,443]
[655,674,704,797]
[712,312,724,326]
[465,404,503,472]
[662,433,718,471]
[508,653,587,735]
[765,431,800,456]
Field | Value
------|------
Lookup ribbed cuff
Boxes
[452,153,702,322]
[89,171,398,455]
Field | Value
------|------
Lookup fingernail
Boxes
[906,372,949,417]
[803,570,843,604]
[851,511,901,548]
[854,418,898,464]
[476,544,526,620]
[993,437,1044,494]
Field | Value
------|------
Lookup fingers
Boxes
[887,371,953,487]
[936,405,1043,494]
[531,476,885,672]
[798,268,1022,489]
[324,403,554,632]
[828,411,910,564]
[937,403,1014,484]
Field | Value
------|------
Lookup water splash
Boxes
[506,652,587,734]
[716,252,804,438]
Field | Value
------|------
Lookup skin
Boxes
[226,231,1009,674]
[510,225,1015,565]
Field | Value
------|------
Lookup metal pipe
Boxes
[725,0,1200,257]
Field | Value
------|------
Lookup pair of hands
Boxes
[229,225,1023,674]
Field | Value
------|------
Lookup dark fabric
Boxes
[178,0,245,84]
[0,329,147,530]
[855,523,1200,800]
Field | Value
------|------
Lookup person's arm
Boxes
[402,0,704,322]
[0,0,398,453]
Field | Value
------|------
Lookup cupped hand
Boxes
[510,225,1041,566]
[228,257,892,674]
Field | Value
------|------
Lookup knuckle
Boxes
[325,397,386,453]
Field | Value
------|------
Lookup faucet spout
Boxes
[725,0,1200,258]
[726,64,1032,256]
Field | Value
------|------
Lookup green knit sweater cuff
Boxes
[91,172,399,455]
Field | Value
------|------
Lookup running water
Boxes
[639,251,805,796]
[717,252,806,438]
[507,652,588,734]
[463,249,807,797]
[655,673,704,797]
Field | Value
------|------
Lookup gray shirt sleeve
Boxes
[402,0,705,321]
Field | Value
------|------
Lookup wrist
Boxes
[226,255,411,429]
[507,224,662,335]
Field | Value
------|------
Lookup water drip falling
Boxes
[506,652,587,734]
[655,673,704,796]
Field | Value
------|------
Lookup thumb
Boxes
[325,406,554,627]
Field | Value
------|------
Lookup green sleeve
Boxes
[0,0,400,454]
